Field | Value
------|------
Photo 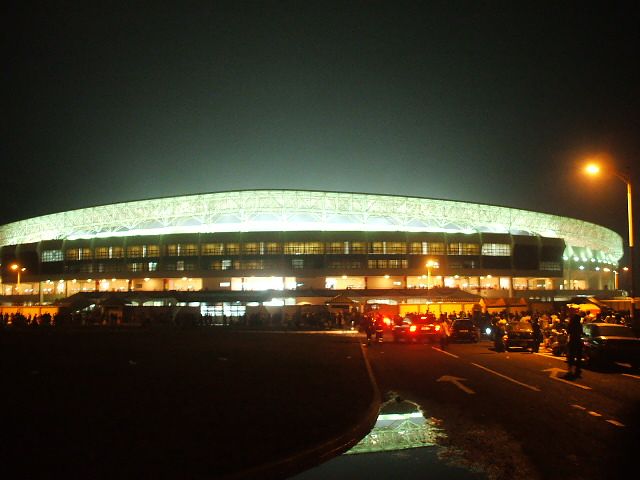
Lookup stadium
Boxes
[0,189,626,320]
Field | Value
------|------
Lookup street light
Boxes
[584,162,635,320]
[426,259,439,290]
[10,263,26,295]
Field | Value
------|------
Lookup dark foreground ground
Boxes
[1,327,376,480]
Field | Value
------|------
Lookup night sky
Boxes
[3,1,639,244]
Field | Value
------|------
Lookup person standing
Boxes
[531,316,543,353]
[565,307,584,379]
[439,318,450,349]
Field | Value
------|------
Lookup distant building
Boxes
[0,190,624,315]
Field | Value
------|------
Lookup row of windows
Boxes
[62,259,562,273]
[44,242,513,261]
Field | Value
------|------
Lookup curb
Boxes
[221,340,382,480]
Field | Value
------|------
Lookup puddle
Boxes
[290,392,486,479]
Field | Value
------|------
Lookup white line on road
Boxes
[471,363,541,392]
[534,352,566,362]
[622,373,640,380]
[543,368,592,390]
[436,375,475,394]
[606,419,625,427]
[573,404,625,427]
[431,347,459,358]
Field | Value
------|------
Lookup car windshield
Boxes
[405,315,435,324]
[453,320,473,328]
[594,325,637,338]
[507,322,532,332]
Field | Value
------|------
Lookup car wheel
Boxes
[583,349,599,368]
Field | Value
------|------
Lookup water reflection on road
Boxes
[290,393,485,479]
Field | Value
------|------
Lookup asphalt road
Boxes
[364,337,640,480]
[2,328,638,480]
[0,328,374,480]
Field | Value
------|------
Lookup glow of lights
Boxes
[384,274,390,279]
[579,265,585,270]
[585,163,601,175]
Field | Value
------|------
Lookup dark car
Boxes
[392,313,442,343]
[581,323,640,369]
[450,319,479,343]
[503,321,535,352]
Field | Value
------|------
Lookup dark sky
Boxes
[3,1,639,242]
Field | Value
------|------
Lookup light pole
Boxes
[585,162,635,320]
[10,263,26,295]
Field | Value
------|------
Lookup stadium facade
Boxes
[0,190,625,315]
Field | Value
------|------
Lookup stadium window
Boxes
[369,242,385,254]
[65,248,80,261]
[326,242,345,254]
[181,244,198,256]
[225,243,240,255]
[145,245,160,257]
[202,243,224,255]
[111,247,124,258]
[368,259,388,269]
[241,260,264,270]
[386,242,406,254]
[127,263,145,272]
[409,242,423,254]
[148,262,158,271]
[481,243,511,256]
[327,260,361,269]
[284,242,304,255]
[291,258,304,269]
[425,242,445,255]
[243,243,260,255]
[349,242,367,254]
[42,250,64,262]
[540,261,561,271]
[447,242,480,255]
[304,242,324,254]
[126,245,143,258]
[166,244,179,256]
[265,242,281,254]
[94,247,109,259]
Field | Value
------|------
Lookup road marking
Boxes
[534,352,566,362]
[431,347,459,358]
[471,363,541,392]
[606,419,625,427]
[622,373,640,380]
[437,375,475,394]
[543,368,592,390]
[573,404,625,427]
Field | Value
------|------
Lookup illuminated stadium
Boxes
[0,190,625,314]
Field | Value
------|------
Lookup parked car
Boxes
[581,323,640,369]
[449,319,479,343]
[503,321,535,352]
[392,313,442,343]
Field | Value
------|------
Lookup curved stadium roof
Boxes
[0,190,623,262]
